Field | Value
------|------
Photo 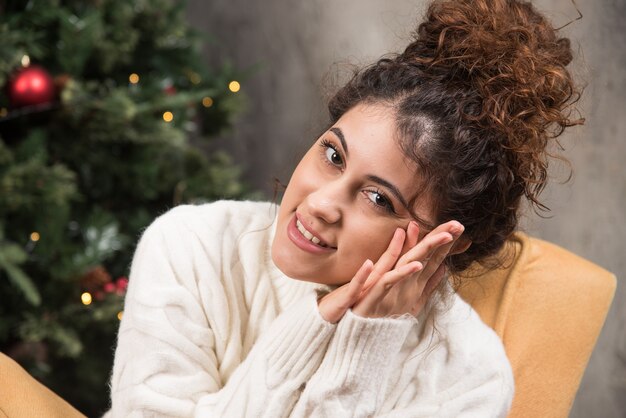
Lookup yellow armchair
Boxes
[458,232,617,418]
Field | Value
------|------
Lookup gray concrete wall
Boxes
[187,1,625,416]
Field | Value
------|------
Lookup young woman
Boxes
[106,0,581,416]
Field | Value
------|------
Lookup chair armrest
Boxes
[0,352,86,418]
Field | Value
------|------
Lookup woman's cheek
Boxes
[354,231,391,264]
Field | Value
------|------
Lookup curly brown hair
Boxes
[327,0,583,273]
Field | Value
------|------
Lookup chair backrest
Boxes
[457,232,617,418]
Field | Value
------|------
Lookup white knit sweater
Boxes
[106,200,514,417]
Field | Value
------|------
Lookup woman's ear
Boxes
[450,237,471,255]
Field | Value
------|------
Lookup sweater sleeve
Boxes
[290,308,514,418]
[107,209,336,418]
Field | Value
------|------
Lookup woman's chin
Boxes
[271,238,354,286]
[271,257,317,283]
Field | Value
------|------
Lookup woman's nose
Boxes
[306,182,343,225]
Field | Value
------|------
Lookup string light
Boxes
[21,55,30,67]
[30,232,40,242]
[0,108,7,118]
[162,111,173,122]
[117,311,124,320]
[202,97,213,108]
[228,81,241,93]
[81,292,92,305]
[189,72,201,84]
[129,73,140,84]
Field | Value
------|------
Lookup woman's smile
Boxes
[287,213,336,254]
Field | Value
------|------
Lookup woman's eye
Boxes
[325,146,343,166]
[365,190,394,213]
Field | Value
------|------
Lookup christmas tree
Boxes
[0,0,253,415]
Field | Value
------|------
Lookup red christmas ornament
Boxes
[116,276,129,292]
[163,85,177,96]
[8,65,56,108]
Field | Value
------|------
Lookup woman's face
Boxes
[272,102,434,285]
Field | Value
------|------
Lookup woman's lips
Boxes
[287,214,336,254]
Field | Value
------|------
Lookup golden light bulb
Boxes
[21,55,31,67]
[202,97,213,108]
[162,111,174,122]
[228,81,241,93]
[81,292,92,305]
[30,232,40,242]
[129,73,140,84]
[117,311,124,320]
[189,72,201,84]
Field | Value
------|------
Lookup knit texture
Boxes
[106,200,514,417]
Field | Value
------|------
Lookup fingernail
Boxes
[451,222,464,236]
[360,259,372,271]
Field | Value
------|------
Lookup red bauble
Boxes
[163,85,177,96]
[8,65,56,108]
[103,282,116,293]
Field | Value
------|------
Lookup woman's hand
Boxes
[317,221,464,323]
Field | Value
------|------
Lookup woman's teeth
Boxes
[296,219,328,247]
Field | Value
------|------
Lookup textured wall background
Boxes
[186,0,625,416]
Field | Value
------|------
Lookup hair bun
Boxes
[401,0,583,209]
[406,0,575,70]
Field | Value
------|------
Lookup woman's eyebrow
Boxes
[329,126,409,210]
[366,175,409,210]
[330,127,349,158]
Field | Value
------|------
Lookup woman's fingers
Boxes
[380,232,451,307]
[396,221,462,267]
[353,221,465,319]
[375,228,406,273]
[404,223,461,301]
[403,224,462,311]
[343,258,373,306]
[354,261,422,316]
[362,223,454,297]
[398,221,419,265]
[318,258,373,323]
[416,239,453,287]
[407,231,453,268]
[362,227,406,290]
[411,263,447,316]
[353,220,464,319]
[423,263,446,299]
[383,261,423,290]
